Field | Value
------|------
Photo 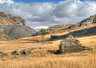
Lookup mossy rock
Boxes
[59,35,91,54]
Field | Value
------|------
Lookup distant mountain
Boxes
[0,12,35,40]
[32,14,96,37]
[46,14,96,33]
[0,12,26,26]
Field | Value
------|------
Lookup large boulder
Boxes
[59,35,91,54]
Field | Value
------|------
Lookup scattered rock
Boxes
[12,49,26,55]
[59,35,91,54]
[66,25,77,29]
[19,50,26,55]
[11,48,32,55]
[0,52,8,57]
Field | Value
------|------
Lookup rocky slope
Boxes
[78,14,96,26]
[46,14,96,34]
[0,12,35,40]
[0,12,26,26]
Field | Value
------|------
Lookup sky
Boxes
[13,0,96,3]
[0,0,96,30]
[14,0,65,3]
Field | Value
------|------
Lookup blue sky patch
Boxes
[13,0,65,3]
[13,0,96,3]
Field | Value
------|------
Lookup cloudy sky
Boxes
[0,0,96,29]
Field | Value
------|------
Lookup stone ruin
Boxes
[59,35,91,54]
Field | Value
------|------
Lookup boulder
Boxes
[12,49,26,55]
[11,48,32,55]
[59,35,91,54]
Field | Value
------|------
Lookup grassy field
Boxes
[0,31,96,68]
[0,55,96,68]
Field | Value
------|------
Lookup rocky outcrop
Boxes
[78,14,96,26]
[59,35,91,54]
[0,12,26,26]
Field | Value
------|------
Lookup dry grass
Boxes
[49,24,96,34]
[0,29,96,68]
[0,55,96,68]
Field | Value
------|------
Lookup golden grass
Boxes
[50,24,96,35]
[0,55,96,68]
[0,30,96,68]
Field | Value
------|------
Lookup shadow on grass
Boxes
[48,50,61,55]
[48,48,93,55]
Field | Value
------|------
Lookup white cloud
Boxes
[0,0,14,4]
[0,0,96,29]
[33,26,49,30]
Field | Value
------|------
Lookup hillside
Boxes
[0,32,96,68]
[0,13,96,68]
[46,14,96,34]
[0,12,26,26]
[0,25,36,40]
[0,12,36,40]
